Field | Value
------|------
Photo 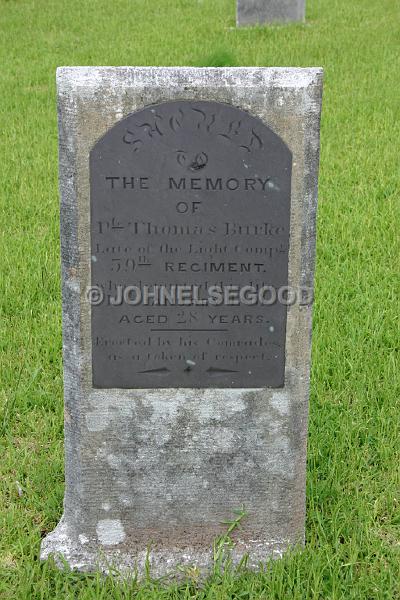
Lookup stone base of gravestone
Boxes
[237,0,306,26]
[41,67,323,578]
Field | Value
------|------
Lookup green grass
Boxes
[0,0,399,597]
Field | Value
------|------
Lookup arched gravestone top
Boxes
[90,100,292,388]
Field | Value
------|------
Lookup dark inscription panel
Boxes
[90,101,291,388]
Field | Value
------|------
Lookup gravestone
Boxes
[41,67,323,576]
[237,0,306,26]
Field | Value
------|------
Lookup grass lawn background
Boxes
[0,0,399,597]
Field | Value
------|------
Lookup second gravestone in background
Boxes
[41,67,323,576]
[237,0,306,26]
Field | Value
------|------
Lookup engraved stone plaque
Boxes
[90,100,291,388]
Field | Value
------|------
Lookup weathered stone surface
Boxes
[237,0,306,26]
[41,67,323,577]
